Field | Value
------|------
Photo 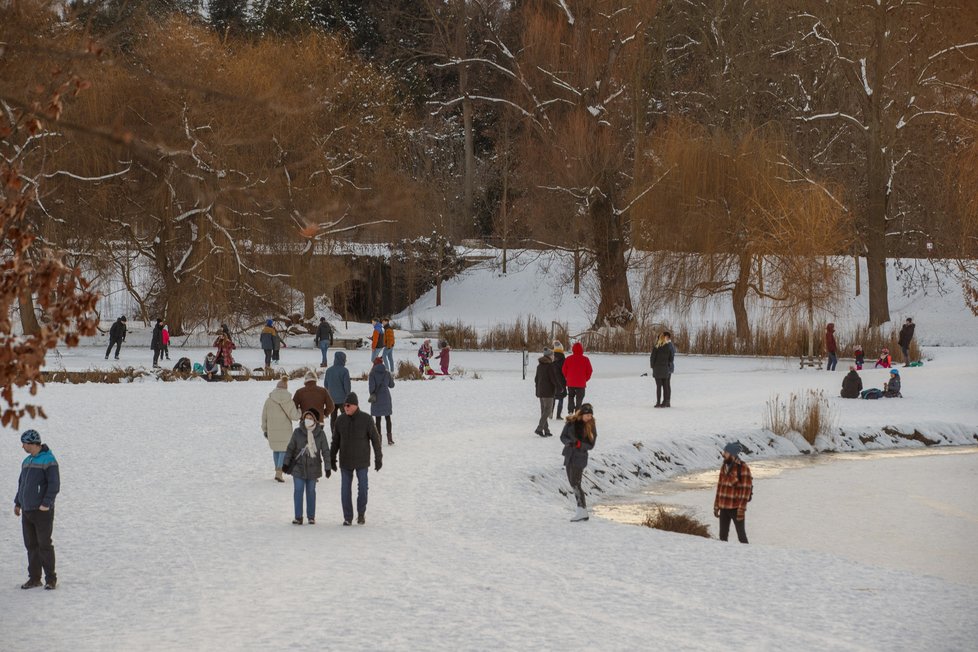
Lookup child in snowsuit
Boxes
[418,340,434,375]
[435,340,451,375]
[874,347,891,368]
[883,368,902,397]
[853,345,864,370]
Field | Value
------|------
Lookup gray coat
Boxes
[560,418,597,469]
[324,351,351,405]
[650,342,676,379]
[368,362,395,417]
[283,425,329,480]
[330,409,383,470]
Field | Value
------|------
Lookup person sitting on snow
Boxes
[874,347,892,369]
[841,365,863,399]
[883,368,902,397]
[203,352,220,381]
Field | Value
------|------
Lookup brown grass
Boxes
[764,389,836,445]
[642,506,711,538]
[395,360,423,380]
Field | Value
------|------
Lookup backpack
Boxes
[861,388,883,400]
[192,362,204,373]
[173,357,192,373]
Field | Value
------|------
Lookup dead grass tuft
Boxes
[642,506,711,538]
[395,360,422,380]
[764,389,836,445]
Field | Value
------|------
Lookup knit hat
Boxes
[723,442,742,459]
[303,407,321,422]
[20,429,41,445]
[344,392,359,406]
[552,340,564,353]
[120,315,127,322]
[579,403,594,415]
[266,319,274,327]
[304,370,317,383]
[543,347,554,359]
[848,365,856,371]
[276,375,288,389]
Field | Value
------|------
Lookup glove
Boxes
[330,461,338,472]
[713,507,720,518]
[324,468,332,479]
[263,431,268,439]
[375,460,382,472]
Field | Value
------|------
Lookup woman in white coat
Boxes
[261,376,302,482]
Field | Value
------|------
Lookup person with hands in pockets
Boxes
[262,375,302,482]
[330,392,383,526]
[282,408,330,525]
[713,442,753,544]
[14,429,60,590]
[560,403,597,522]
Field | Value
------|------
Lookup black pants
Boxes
[153,349,162,366]
[106,339,122,358]
[567,387,586,413]
[718,508,748,543]
[375,415,392,436]
[553,394,565,418]
[22,509,56,582]
[263,348,273,365]
[655,376,671,405]
[901,345,910,364]
[161,344,170,360]
[566,465,586,508]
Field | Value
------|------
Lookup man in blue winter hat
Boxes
[14,429,60,590]
[713,441,753,544]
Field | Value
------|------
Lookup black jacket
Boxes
[315,322,334,345]
[109,319,127,342]
[552,351,567,397]
[151,324,164,351]
[841,371,863,398]
[898,323,915,348]
[330,409,383,470]
[650,342,676,379]
[560,418,597,469]
[283,426,329,480]
[534,357,559,398]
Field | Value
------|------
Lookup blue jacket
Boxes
[324,351,351,404]
[368,362,395,417]
[15,445,60,511]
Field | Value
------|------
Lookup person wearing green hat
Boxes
[713,442,752,544]
[14,430,60,589]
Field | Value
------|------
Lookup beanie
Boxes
[344,392,359,406]
[543,347,554,359]
[723,442,742,459]
[552,340,564,353]
[20,430,41,445]
[276,376,288,389]
[304,370,317,383]
[303,407,321,422]
[266,319,274,327]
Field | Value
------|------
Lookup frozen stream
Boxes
[593,446,978,586]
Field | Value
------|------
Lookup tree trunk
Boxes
[865,4,891,327]
[573,248,581,295]
[18,287,41,336]
[590,192,633,327]
[731,253,751,341]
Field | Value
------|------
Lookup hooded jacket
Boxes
[825,323,837,354]
[151,322,164,351]
[534,356,559,398]
[324,351,351,404]
[283,424,329,480]
[650,341,676,379]
[293,382,335,425]
[15,444,60,511]
[561,342,593,388]
[260,325,277,350]
[330,408,383,470]
[262,387,302,451]
[841,370,863,398]
[368,361,395,417]
[559,415,597,469]
[109,318,127,342]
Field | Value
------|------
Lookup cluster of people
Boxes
[826,317,917,372]
[417,338,451,376]
[841,366,903,399]
[369,318,396,371]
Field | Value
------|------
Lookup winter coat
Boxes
[825,324,837,354]
[840,370,863,398]
[855,350,865,367]
[884,375,902,397]
[552,351,567,398]
[562,342,593,388]
[714,459,753,520]
[259,325,277,350]
[109,319,127,342]
[162,327,170,346]
[368,362,395,417]
[283,425,329,480]
[418,343,433,369]
[214,334,235,366]
[15,444,60,511]
[383,325,395,349]
[898,323,915,348]
[204,356,219,375]
[314,321,334,346]
[324,351,351,405]
[293,382,335,425]
[371,325,383,350]
[560,416,597,469]
[262,388,302,451]
[330,408,383,470]
[151,323,164,351]
[435,346,450,371]
[875,354,891,369]
[534,357,560,398]
[650,341,676,379]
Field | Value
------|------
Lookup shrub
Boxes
[396,360,422,380]
[764,389,836,445]
[642,506,711,538]
[437,320,479,349]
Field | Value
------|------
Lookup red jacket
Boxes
[561,342,593,388]
[824,323,836,354]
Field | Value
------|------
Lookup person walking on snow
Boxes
[417,339,434,375]
[534,347,559,437]
[435,340,451,375]
[260,319,278,368]
[825,323,838,371]
[330,392,383,526]
[840,365,863,399]
[105,315,127,360]
[314,317,334,367]
[368,357,396,445]
[293,370,335,428]
[14,429,60,590]
[898,318,915,366]
[324,351,351,432]
[560,403,597,522]
[713,442,753,544]
[561,342,593,413]
[382,319,395,371]
[151,318,165,368]
[262,375,302,482]
[650,331,676,407]
[282,408,330,524]
[551,341,567,419]
[369,318,384,365]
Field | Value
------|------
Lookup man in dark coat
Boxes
[330,392,383,526]
[898,318,915,366]
[840,366,863,398]
[105,316,127,360]
[150,318,164,368]
[14,429,60,590]
[293,370,335,426]
[533,348,559,437]
[314,317,334,367]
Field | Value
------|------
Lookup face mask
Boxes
[304,418,315,429]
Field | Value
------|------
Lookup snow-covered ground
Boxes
[3,344,977,650]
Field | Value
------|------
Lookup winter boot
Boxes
[387,434,394,446]
[357,513,365,525]
[292,517,303,525]
[570,506,589,522]
[20,579,42,590]
[275,468,285,483]
[44,578,57,590]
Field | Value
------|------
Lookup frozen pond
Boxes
[594,446,978,586]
